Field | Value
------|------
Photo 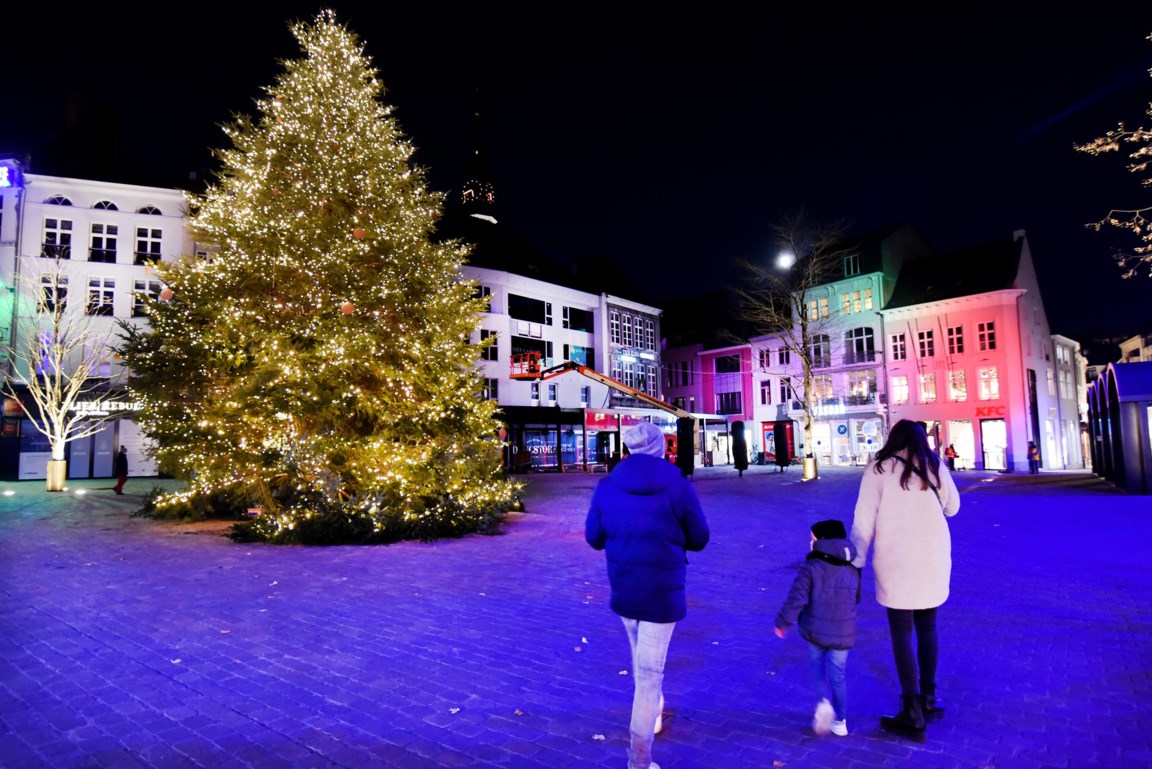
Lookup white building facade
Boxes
[0,160,193,480]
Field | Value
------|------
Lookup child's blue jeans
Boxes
[807,641,848,721]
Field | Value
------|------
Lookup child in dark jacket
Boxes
[775,519,860,737]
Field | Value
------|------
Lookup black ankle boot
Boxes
[920,692,944,722]
[880,695,926,739]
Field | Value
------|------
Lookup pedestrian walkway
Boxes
[1,466,1149,768]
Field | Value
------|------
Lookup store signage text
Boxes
[68,400,141,416]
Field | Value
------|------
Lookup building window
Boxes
[918,330,935,358]
[947,325,964,355]
[779,380,795,407]
[580,386,590,406]
[716,391,742,415]
[715,354,740,374]
[93,200,118,211]
[45,195,73,206]
[40,275,68,313]
[809,335,831,368]
[760,379,772,405]
[89,223,118,263]
[891,333,907,361]
[807,297,829,320]
[844,252,860,276]
[547,383,557,402]
[812,375,834,402]
[645,318,655,350]
[135,227,162,264]
[42,218,73,258]
[1046,368,1055,396]
[479,329,498,361]
[891,375,909,405]
[646,364,657,397]
[844,327,875,364]
[847,369,876,404]
[949,370,967,401]
[779,348,791,366]
[919,373,937,403]
[133,279,161,317]
[136,205,162,215]
[87,278,115,316]
[530,382,540,401]
[610,310,620,344]
[978,321,997,351]
[978,367,1000,400]
[473,284,492,306]
[563,305,594,332]
[758,349,769,369]
[622,313,633,347]
[481,378,498,400]
[840,289,873,314]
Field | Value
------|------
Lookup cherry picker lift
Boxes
[509,352,697,475]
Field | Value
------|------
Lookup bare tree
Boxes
[1075,32,1152,278]
[2,255,125,490]
[731,212,855,476]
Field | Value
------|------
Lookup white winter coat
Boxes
[850,454,960,610]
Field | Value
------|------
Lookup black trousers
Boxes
[886,607,939,697]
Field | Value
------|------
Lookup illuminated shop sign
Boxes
[68,400,141,416]
[0,161,21,188]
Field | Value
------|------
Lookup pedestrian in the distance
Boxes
[774,518,859,737]
[112,446,129,494]
[849,419,960,740]
[944,444,958,472]
[585,421,710,769]
[1027,441,1040,474]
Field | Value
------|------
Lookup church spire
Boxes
[460,88,495,219]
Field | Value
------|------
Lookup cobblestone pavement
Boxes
[1,465,1149,769]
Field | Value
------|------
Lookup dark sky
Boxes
[4,4,1151,339]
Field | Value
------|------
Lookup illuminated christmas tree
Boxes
[120,11,518,543]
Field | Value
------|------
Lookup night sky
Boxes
[4,4,1151,342]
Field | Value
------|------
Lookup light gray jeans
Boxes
[620,617,675,769]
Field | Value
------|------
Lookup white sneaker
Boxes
[829,719,848,737]
[654,693,666,734]
[812,699,834,735]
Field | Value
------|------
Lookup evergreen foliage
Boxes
[119,11,519,543]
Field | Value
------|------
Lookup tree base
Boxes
[46,460,67,491]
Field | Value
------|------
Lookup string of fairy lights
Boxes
[122,11,519,539]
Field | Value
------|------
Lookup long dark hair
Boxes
[872,419,941,490]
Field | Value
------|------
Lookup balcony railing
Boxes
[842,349,878,365]
[41,243,70,259]
[811,355,832,369]
[844,393,876,406]
[89,248,117,263]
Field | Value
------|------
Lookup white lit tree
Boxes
[3,255,124,491]
[118,11,518,542]
[732,213,854,477]
[1075,32,1152,278]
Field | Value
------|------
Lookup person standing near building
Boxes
[1027,441,1040,474]
[112,446,129,494]
[585,421,710,769]
[849,419,960,740]
[944,444,958,471]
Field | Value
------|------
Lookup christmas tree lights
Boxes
[119,11,519,543]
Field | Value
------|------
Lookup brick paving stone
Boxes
[2,468,1151,767]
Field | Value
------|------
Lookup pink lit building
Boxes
[880,231,1076,472]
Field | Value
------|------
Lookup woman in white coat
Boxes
[850,420,960,739]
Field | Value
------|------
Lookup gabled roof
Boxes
[884,235,1022,309]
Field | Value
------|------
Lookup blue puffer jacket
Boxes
[775,537,860,650]
[585,454,710,623]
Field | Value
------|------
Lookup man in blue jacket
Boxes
[585,421,710,769]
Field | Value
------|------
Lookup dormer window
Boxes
[45,195,72,206]
[93,200,118,210]
[844,252,861,276]
[136,205,162,215]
